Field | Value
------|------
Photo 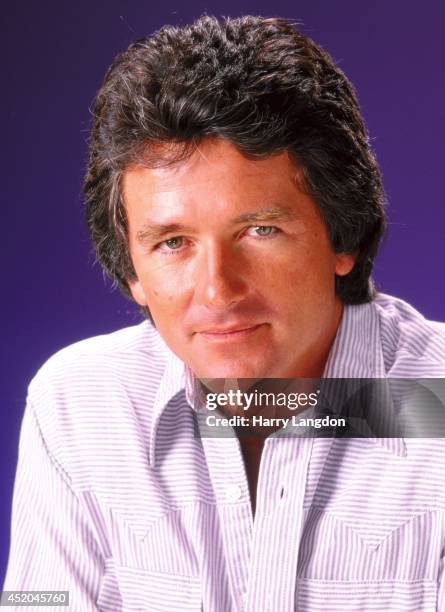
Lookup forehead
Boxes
[121,138,304,200]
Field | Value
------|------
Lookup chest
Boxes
[89,413,444,612]
[237,434,265,515]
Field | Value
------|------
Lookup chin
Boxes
[192,358,272,380]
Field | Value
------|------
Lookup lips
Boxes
[197,323,264,340]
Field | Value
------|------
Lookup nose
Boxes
[194,242,249,309]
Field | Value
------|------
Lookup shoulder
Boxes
[25,321,171,483]
[373,293,445,375]
[28,321,169,397]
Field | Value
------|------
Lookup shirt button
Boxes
[225,483,242,502]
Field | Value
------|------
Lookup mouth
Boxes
[197,323,264,342]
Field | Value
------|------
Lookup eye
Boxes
[163,236,184,250]
[247,225,279,237]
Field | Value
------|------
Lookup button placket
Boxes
[199,430,252,611]
[244,436,314,612]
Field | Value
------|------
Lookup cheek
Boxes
[140,265,192,313]
[147,284,177,308]
[259,246,336,308]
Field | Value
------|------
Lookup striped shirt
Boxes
[3,293,445,611]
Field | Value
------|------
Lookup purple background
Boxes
[2,0,444,584]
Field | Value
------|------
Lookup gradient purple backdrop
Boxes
[2,0,444,584]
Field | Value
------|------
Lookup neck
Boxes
[284,298,344,379]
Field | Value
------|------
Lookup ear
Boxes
[129,279,148,306]
[334,252,356,277]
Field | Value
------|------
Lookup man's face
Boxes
[123,139,354,379]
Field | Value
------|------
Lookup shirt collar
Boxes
[147,298,407,465]
[324,300,407,457]
[148,347,188,467]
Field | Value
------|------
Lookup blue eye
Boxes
[254,226,275,236]
[164,237,183,250]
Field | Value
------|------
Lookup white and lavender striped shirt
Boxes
[3,293,445,611]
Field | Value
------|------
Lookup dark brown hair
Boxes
[84,15,386,309]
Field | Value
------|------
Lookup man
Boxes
[3,15,445,612]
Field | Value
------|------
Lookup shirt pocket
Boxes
[298,507,442,580]
[296,508,441,611]
[97,558,202,612]
[295,578,438,611]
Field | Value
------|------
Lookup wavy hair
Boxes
[84,15,386,309]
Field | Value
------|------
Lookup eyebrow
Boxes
[135,206,300,245]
